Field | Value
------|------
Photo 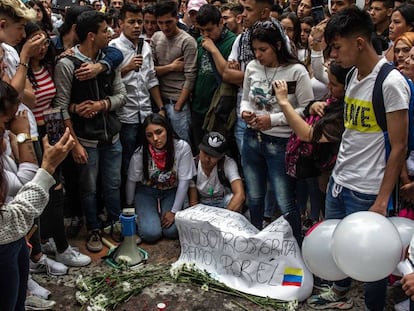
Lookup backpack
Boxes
[346,62,414,159]
[193,156,231,189]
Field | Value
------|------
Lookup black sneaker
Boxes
[302,218,318,237]
[66,216,83,238]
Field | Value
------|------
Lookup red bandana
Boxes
[149,144,167,170]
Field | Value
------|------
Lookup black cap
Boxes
[199,132,228,158]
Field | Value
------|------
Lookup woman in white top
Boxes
[240,20,314,242]
[126,114,195,243]
[0,81,75,311]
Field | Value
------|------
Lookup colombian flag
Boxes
[282,267,303,287]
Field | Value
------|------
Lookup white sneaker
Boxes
[25,295,56,310]
[30,254,68,276]
[40,238,57,255]
[27,277,51,299]
[395,299,409,311]
[55,245,91,267]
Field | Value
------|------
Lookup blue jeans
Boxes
[242,128,300,241]
[134,185,178,243]
[234,117,246,153]
[326,177,387,311]
[163,98,191,143]
[78,140,122,230]
[0,237,29,311]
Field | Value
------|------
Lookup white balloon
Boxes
[332,212,403,282]
[389,217,414,276]
[302,219,348,281]
[389,217,414,248]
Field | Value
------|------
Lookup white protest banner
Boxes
[173,204,313,302]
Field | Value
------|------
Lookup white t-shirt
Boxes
[190,155,241,202]
[127,139,195,190]
[332,58,410,194]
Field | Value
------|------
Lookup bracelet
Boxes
[18,62,29,69]
[100,100,106,111]
[105,98,111,111]
[160,106,166,111]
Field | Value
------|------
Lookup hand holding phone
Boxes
[271,81,297,96]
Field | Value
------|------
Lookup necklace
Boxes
[264,66,279,87]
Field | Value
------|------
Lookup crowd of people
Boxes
[1,0,414,309]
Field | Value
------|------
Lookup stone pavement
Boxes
[32,227,407,310]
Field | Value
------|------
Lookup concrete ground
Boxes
[32,225,407,311]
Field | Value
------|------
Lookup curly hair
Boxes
[0,0,36,21]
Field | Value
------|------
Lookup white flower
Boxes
[75,276,90,291]
[201,284,209,292]
[87,305,106,311]
[75,275,83,284]
[75,291,88,304]
[184,262,195,271]
[122,281,131,292]
[287,299,298,311]
[91,294,108,307]
[170,266,180,279]
[117,255,131,265]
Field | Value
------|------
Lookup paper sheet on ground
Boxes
[173,204,313,302]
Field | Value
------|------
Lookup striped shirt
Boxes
[32,67,56,123]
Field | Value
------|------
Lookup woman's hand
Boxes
[9,110,30,135]
[309,101,326,117]
[273,80,289,105]
[241,110,256,127]
[309,21,327,52]
[254,114,271,131]
[401,182,414,203]
[402,272,414,300]
[20,33,45,60]
[41,128,75,175]
[71,143,88,164]
[161,211,175,228]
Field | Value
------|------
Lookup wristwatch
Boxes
[16,133,31,144]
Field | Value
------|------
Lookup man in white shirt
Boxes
[306,7,410,311]
[109,3,164,203]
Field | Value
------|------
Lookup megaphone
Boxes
[113,212,145,266]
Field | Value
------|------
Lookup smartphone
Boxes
[311,0,325,25]
[43,108,65,145]
[271,81,297,96]
[311,6,325,25]
[287,81,297,94]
